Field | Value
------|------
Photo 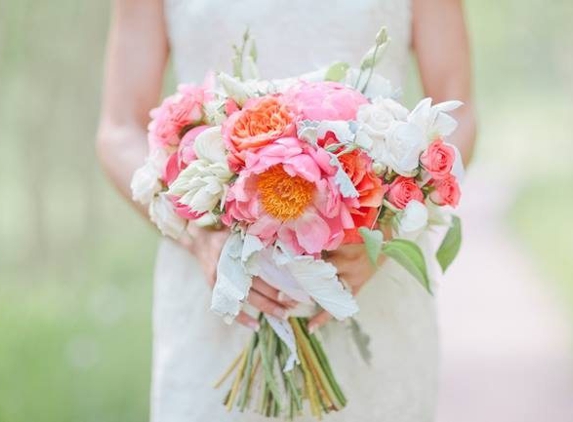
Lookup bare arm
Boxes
[413,0,477,166]
[96,2,291,329]
[96,0,169,216]
[310,1,477,331]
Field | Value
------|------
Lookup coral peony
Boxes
[222,137,355,254]
[222,96,296,170]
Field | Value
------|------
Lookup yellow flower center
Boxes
[257,165,315,221]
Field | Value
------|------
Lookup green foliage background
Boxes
[0,1,571,421]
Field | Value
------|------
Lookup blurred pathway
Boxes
[436,164,573,422]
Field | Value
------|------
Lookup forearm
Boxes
[448,103,476,167]
[96,123,149,217]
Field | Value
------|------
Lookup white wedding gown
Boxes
[152,1,438,421]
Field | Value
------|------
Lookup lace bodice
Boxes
[164,0,412,86]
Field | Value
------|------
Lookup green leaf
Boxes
[358,228,384,266]
[324,62,350,82]
[381,239,432,294]
[348,318,372,366]
[249,39,258,63]
[436,215,462,273]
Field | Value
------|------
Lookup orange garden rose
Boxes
[321,132,387,243]
[222,95,296,170]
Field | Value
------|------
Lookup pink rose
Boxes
[148,84,209,150]
[178,125,208,166]
[162,125,209,185]
[420,139,456,179]
[284,81,368,121]
[387,176,424,210]
[430,175,461,207]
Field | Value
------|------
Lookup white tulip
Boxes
[130,149,166,204]
[149,193,186,239]
[396,200,429,239]
[217,72,254,106]
[408,98,463,140]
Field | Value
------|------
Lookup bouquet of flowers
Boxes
[131,28,463,420]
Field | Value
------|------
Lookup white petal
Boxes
[434,100,463,113]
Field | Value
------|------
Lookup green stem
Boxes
[238,333,258,411]
[301,320,347,407]
[258,318,283,411]
[278,339,303,413]
[293,318,344,410]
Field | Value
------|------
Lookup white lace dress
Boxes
[152,1,438,421]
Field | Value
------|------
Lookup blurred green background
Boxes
[0,1,571,421]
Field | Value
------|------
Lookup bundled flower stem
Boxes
[216,315,347,420]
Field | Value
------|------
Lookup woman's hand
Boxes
[184,225,296,332]
[307,243,387,333]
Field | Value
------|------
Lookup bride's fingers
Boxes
[235,311,261,332]
[307,310,332,334]
[251,277,298,308]
[247,290,289,320]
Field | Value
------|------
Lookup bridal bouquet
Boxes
[132,28,463,420]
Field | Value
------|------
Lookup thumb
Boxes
[307,310,332,334]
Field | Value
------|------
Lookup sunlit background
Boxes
[0,1,572,421]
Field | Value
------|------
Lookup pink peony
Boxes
[222,137,356,255]
[148,84,210,150]
[387,176,424,210]
[430,174,461,207]
[420,139,456,179]
[284,81,368,121]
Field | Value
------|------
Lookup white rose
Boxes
[358,98,409,138]
[356,98,409,164]
[383,121,426,176]
[408,98,463,140]
[130,149,166,204]
[396,200,429,239]
[149,193,186,239]
[168,126,232,214]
